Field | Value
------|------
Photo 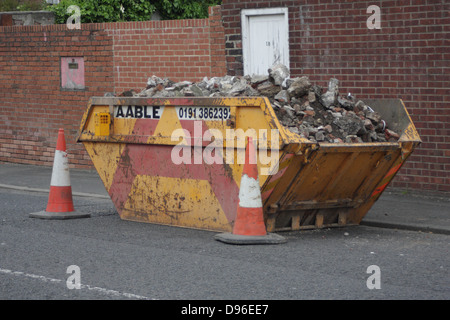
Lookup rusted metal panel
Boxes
[78,97,304,231]
[261,99,421,232]
[77,97,420,232]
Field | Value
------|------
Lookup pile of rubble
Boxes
[124,64,399,143]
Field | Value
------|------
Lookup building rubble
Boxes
[120,64,399,143]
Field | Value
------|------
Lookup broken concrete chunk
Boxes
[249,74,269,87]
[354,100,366,113]
[366,111,382,124]
[146,75,163,88]
[321,78,339,108]
[307,91,316,103]
[226,78,248,96]
[268,63,290,86]
[333,115,364,136]
[338,96,355,110]
[315,131,325,141]
[256,81,281,97]
[287,76,311,98]
[345,135,363,143]
[274,90,290,103]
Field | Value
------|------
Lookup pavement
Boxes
[0,161,449,235]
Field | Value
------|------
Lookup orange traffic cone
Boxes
[215,137,285,245]
[29,129,90,220]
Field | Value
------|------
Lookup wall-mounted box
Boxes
[61,57,85,90]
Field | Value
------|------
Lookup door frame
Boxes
[241,7,289,76]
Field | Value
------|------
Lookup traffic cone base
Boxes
[214,232,286,245]
[215,137,285,245]
[29,210,90,220]
[29,128,90,220]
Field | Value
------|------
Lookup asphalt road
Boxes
[0,188,448,304]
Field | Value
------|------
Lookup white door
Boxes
[242,8,289,76]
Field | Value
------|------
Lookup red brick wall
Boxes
[0,24,114,168]
[0,6,226,169]
[109,6,226,93]
[222,0,449,194]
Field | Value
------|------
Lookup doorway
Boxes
[241,8,289,76]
